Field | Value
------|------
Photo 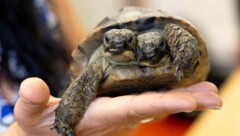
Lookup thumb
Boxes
[14,78,50,125]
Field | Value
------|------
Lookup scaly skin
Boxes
[136,31,169,67]
[51,57,111,136]
[163,23,201,80]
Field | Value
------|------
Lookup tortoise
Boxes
[51,7,209,136]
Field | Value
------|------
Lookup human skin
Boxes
[3,78,222,136]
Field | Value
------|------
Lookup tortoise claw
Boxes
[51,120,76,136]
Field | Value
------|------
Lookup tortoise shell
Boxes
[71,7,209,96]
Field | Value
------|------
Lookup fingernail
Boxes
[140,117,155,124]
[208,106,222,110]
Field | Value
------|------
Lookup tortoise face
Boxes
[137,32,169,67]
[103,29,136,63]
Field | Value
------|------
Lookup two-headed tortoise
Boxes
[52,7,209,136]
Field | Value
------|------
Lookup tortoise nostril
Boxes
[115,42,124,48]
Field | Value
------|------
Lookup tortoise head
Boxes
[102,29,136,64]
[137,31,170,67]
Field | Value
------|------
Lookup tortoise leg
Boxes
[51,57,111,136]
[164,23,201,80]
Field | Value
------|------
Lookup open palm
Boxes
[3,78,222,136]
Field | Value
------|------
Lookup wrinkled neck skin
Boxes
[99,45,137,66]
[108,59,138,66]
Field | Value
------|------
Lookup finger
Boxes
[14,77,51,124]
[181,81,219,94]
[81,91,194,125]
[174,82,222,110]
[80,91,197,129]
[81,82,222,126]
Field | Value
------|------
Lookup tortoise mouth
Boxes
[138,51,168,66]
[107,47,123,55]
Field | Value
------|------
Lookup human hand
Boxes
[3,78,222,136]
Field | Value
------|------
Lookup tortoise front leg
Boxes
[51,57,111,136]
[164,23,201,80]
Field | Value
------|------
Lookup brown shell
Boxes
[71,7,209,95]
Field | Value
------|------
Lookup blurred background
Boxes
[71,0,240,87]
[0,0,239,135]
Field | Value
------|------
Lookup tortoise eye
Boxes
[159,41,167,51]
[104,36,110,44]
[127,36,134,44]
